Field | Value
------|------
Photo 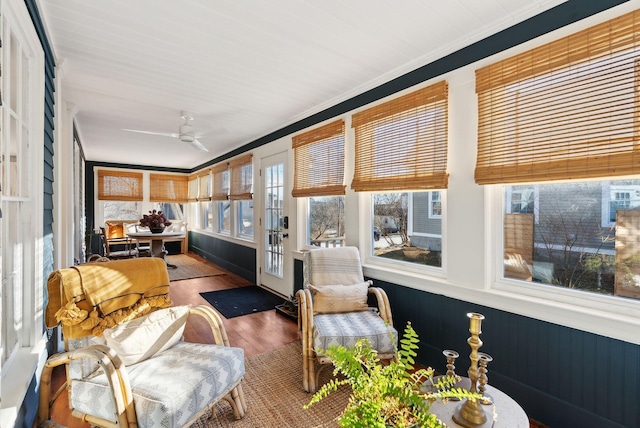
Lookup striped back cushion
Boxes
[305,246,365,286]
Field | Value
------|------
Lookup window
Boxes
[605,181,640,224]
[478,10,640,301]
[236,200,254,239]
[218,200,230,233]
[502,179,640,298]
[428,191,442,218]
[373,192,442,268]
[211,163,230,234]
[292,120,346,248]
[351,81,448,270]
[308,196,345,247]
[0,0,45,408]
[101,201,141,220]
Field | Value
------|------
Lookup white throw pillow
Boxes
[308,282,369,314]
[103,306,189,366]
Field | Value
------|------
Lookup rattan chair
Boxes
[296,246,396,393]
[38,257,247,428]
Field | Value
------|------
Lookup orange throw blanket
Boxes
[46,258,171,338]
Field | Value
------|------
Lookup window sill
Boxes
[1,336,48,428]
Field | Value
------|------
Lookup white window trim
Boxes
[488,184,640,345]
[362,192,447,279]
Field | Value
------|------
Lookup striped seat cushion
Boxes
[313,310,397,355]
[70,342,244,427]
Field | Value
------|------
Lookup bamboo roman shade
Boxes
[198,170,211,201]
[98,170,143,201]
[149,173,188,202]
[475,9,640,185]
[292,120,345,197]
[351,81,449,191]
[229,154,253,200]
[188,174,198,202]
[211,164,229,201]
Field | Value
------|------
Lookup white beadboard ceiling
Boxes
[39,0,567,169]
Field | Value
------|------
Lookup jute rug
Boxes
[193,341,350,427]
[166,254,225,281]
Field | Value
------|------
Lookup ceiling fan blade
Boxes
[122,129,179,138]
[189,138,209,152]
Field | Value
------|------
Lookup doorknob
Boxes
[282,233,289,238]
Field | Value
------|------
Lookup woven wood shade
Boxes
[149,173,188,202]
[97,170,143,201]
[198,170,211,201]
[475,9,640,185]
[292,120,345,197]
[229,154,253,200]
[211,164,229,201]
[188,174,198,202]
[351,81,449,191]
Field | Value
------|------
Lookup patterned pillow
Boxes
[308,282,369,314]
[103,306,189,366]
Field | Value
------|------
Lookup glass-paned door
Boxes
[261,152,291,296]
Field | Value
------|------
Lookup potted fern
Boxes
[304,322,480,428]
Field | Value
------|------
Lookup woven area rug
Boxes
[166,254,225,281]
[193,341,350,428]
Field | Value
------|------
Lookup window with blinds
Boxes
[98,170,143,201]
[211,164,230,201]
[188,174,198,202]
[351,81,449,192]
[229,154,253,200]
[476,9,640,185]
[292,120,345,197]
[149,173,188,202]
[198,170,211,201]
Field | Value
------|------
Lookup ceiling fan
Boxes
[122,111,210,152]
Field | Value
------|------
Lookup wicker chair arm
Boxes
[187,305,232,347]
[38,344,135,428]
[368,286,393,326]
[296,289,313,331]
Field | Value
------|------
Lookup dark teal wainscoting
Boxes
[294,259,638,428]
[189,232,256,283]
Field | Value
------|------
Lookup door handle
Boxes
[282,233,289,238]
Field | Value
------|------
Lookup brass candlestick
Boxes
[453,312,489,427]
[443,349,459,377]
[478,352,494,405]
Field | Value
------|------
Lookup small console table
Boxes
[127,231,185,269]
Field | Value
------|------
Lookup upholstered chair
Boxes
[296,246,396,393]
[38,257,247,428]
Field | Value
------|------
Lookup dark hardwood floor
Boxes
[47,253,299,427]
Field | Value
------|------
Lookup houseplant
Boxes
[304,322,480,428]
[139,210,172,233]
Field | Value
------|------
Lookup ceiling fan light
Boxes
[179,123,195,143]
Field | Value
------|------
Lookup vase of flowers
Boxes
[139,210,172,233]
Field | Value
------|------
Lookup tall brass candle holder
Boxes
[452,312,491,427]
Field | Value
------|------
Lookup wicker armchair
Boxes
[296,246,396,393]
[38,257,247,428]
